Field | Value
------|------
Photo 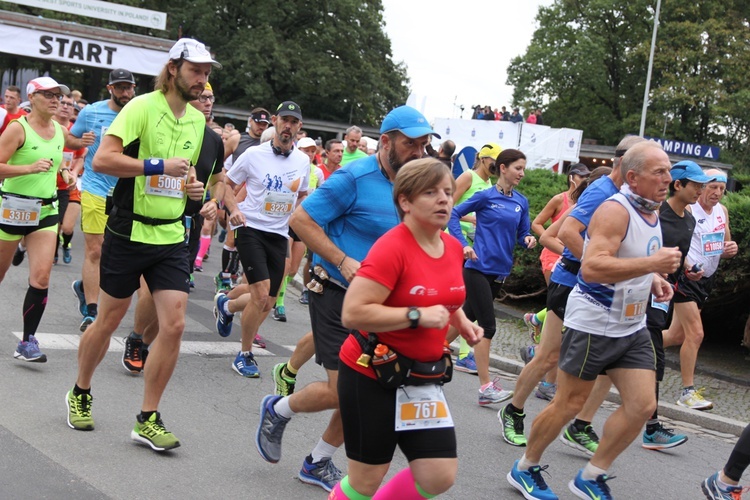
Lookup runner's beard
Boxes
[174,71,201,103]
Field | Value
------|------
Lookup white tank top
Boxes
[687,202,726,277]
[564,193,662,338]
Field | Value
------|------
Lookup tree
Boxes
[1,0,409,126]
[507,0,750,172]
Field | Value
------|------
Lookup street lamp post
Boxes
[639,0,662,137]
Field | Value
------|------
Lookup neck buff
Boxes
[621,184,660,214]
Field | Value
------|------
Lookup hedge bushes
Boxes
[503,168,750,341]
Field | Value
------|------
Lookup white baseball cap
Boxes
[168,38,222,69]
[27,76,70,97]
[297,137,316,149]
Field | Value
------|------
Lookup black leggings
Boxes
[462,267,504,340]
[724,423,750,482]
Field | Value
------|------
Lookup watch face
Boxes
[408,308,420,320]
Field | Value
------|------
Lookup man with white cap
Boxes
[65,39,220,452]
[664,167,738,411]
[252,105,439,493]
[0,77,92,362]
[70,68,137,333]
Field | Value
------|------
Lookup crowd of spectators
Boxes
[471,104,543,125]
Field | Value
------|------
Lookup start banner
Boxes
[0,23,167,76]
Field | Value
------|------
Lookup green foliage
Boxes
[2,0,409,126]
[508,0,750,172]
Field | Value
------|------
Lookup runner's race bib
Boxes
[145,175,186,199]
[395,384,454,431]
[701,231,724,256]
[262,191,294,217]
[0,194,42,226]
[618,284,651,323]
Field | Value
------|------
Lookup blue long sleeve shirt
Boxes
[448,186,531,278]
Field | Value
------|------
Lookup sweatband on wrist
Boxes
[144,158,165,176]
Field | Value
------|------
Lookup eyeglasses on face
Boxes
[60,101,75,107]
[198,94,215,103]
[36,90,63,101]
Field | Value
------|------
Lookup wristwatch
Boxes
[407,307,420,329]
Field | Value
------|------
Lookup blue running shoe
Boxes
[702,471,744,499]
[233,351,259,378]
[455,352,478,374]
[71,280,87,317]
[213,293,234,337]
[62,246,72,264]
[256,394,290,463]
[14,335,47,363]
[80,315,95,332]
[507,460,558,500]
[218,228,227,243]
[569,470,614,500]
[520,345,535,364]
[642,422,688,450]
[298,455,344,492]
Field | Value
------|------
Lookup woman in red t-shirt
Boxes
[331,158,482,500]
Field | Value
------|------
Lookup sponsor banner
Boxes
[434,118,521,151]
[0,0,167,30]
[0,23,167,76]
[558,128,583,162]
[646,136,720,160]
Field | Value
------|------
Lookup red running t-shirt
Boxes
[339,223,466,379]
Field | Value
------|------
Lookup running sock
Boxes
[572,419,591,432]
[221,299,232,316]
[222,246,231,272]
[227,248,240,275]
[276,275,290,307]
[284,359,299,378]
[310,438,339,463]
[73,384,90,396]
[507,403,523,414]
[581,462,607,481]
[129,331,143,340]
[517,454,537,471]
[273,396,295,419]
[535,308,547,325]
[458,336,470,358]
[195,234,211,266]
[330,476,372,500]
[682,385,695,395]
[372,468,436,499]
[645,419,660,434]
[139,410,156,422]
[87,303,98,317]
[17,242,26,252]
[22,285,48,342]
[716,473,737,491]
[62,232,73,249]
[283,362,298,379]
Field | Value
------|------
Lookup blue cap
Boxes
[380,106,441,139]
[670,161,715,183]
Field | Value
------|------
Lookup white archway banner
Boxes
[0,23,167,76]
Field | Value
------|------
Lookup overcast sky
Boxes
[381,0,554,122]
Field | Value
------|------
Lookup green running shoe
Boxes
[273,362,296,396]
[559,423,599,456]
[498,405,527,446]
[131,412,181,451]
[66,389,94,431]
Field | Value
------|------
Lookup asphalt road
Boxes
[0,237,737,499]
